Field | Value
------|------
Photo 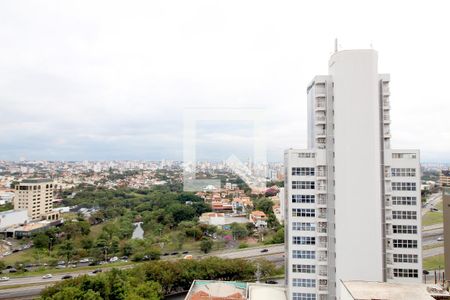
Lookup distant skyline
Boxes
[1,1,449,162]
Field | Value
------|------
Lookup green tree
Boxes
[58,241,75,265]
[230,223,249,240]
[200,237,213,253]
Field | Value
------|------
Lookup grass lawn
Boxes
[1,248,34,264]
[423,254,444,271]
[422,211,443,227]
[423,242,444,251]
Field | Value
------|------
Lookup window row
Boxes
[292,181,315,190]
[293,293,316,300]
[393,239,417,249]
[292,167,315,176]
[392,211,417,220]
[393,268,418,278]
[293,278,316,287]
[293,209,315,217]
[292,264,315,273]
[392,196,417,206]
[391,168,416,177]
[293,250,316,259]
[292,194,315,203]
[298,153,315,158]
[292,222,316,231]
[392,153,417,159]
[392,225,417,234]
[393,254,418,263]
[293,236,315,245]
[392,182,416,191]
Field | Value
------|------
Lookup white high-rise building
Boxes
[284,49,422,300]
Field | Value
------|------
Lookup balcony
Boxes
[315,101,326,111]
[383,114,391,124]
[318,269,328,277]
[318,284,328,291]
[316,130,326,137]
[318,255,328,262]
[316,115,326,123]
[318,213,327,219]
[317,197,327,205]
[383,99,390,109]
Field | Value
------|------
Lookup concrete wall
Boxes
[329,50,384,289]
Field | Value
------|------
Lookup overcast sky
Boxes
[1,1,449,162]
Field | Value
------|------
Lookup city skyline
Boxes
[1,1,450,162]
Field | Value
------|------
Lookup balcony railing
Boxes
[316,116,326,122]
[318,242,327,248]
[319,269,328,276]
[318,256,328,262]
[318,284,328,291]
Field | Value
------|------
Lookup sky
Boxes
[0,0,449,162]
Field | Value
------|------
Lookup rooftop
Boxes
[21,178,53,184]
[185,280,247,300]
[341,280,450,300]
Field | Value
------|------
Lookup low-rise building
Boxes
[249,211,267,228]
[185,280,286,300]
[0,209,28,230]
[199,212,248,228]
[340,280,450,300]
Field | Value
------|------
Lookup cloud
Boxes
[0,0,449,162]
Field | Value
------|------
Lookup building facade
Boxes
[440,170,450,186]
[284,49,422,300]
[14,179,56,220]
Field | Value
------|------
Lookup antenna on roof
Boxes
[334,38,338,53]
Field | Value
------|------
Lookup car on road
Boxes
[438,236,444,241]
[182,251,189,254]
[109,256,119,263]
[162,252,169,256]
[265,280,277,284]
[62,275,73,280]
[171,252,179,255]
[260,249,269,253]
[8,268,17,273]
[92,269,102,274]
[0,277,10,282]
[42,274,53,279]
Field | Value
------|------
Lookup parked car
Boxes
[0,277,10,282]
[182,251,189,254]
[260,249,269,253]
[42,274,53,279]
[437,236,444,241]
[265,280,277,284]
[8,268,17,273]
[109,256,118,263]
[92,269,102,274]
[61,275,73,280]
[171,252,179,255]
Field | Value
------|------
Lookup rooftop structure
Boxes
[340,280,450,300]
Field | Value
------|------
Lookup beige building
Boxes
[443,187,450,281]
[14,179,58,221]
[440,170,450,187]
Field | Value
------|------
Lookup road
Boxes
[422,192,442,215]
[0,244,285,299]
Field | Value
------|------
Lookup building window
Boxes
[293,278,316,287]
[292,208,315,217]
[298,153,315,158]
[292,264,315,274]
[392,211,417,220]
[292,167,315,176]
[293,293,316,300]
[393,268,418,278]
[391,168,416,177]
[393,225,417,234]
[392,182,417,191]
[293,236,315,245]
[292,195,315,203]
[393,254,418,263]
[392,196,417,206]
[293,250,315,259]
[292,181,315,190]
[393,239,417,249]
[292,222,316,231]
[392,153,417,159]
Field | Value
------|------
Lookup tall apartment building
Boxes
[14,178,56,220]
[284,49,422,300]
[440,170,450,186]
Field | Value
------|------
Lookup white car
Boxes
[109,256,118,263]
[0,277,10,282]
[437,236,444,241]
[42,274,53,279]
